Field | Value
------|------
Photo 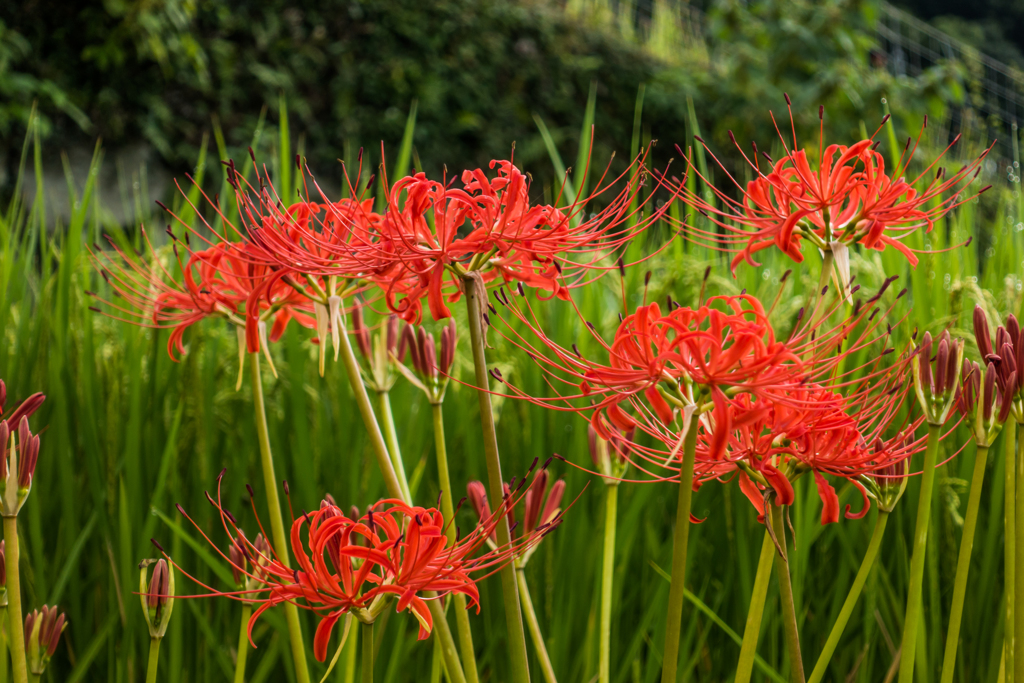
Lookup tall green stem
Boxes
[361,622,374,683]
[250,353,312,683]
[146,638,161,683]
[735,531,778,683]
[1008,426,1017,683]
[3,517,26,683]
[772,506,805,683]
[941,445,990,682]
[431,404,480,683]
[898,422,943,683]
[600,483,618,683]
[517,568,558,683]
[379,392,412,503]
[808,511,889,683]
[234,604,253,683]
[336,314,468,683]
[1016,424,1024,683]
[343,614,358,683]
[660,410,699,683]
[463,275,531,683]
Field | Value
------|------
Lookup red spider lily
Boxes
[665,99,991,275]
[90,233,314,379]
[490,277,905,454]
[167,465,567,661]
[367,150,674,323]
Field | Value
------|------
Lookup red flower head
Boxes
[667,98,991,278]
[169,465,568,661]
[371,150,673,323]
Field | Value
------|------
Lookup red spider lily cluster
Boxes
[171,464,565,661]
[489,273,920,524]
[664,100,990,275]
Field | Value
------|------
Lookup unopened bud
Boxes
[352,302,371,360]
[25,605,66,675]
[229,536,247,586]
[0,381,5,414]
[918,332,933,394]
[523,470,549,534]
[386,315,400,355]
[440,319,457,376]
[1008,315,1021,350]
[140,558,175,639]
[872,452,909,513]
[424,332,438,380]
[541,479,565,527]
[398,323,414,365]
[3,392,44,429]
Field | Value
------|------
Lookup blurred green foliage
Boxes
[1,0,966,195]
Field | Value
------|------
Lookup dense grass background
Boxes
[0,92,1021,683]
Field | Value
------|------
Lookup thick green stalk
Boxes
[463,275,532,683]
[735,531,778,683]
[1009,426,1017,683]
[772,507,805,683]
[250,353,312,683]
[362,622,374,683]
[600,483,619,683]
[1017,425,1024,683]
[808,511,889,683]
[234,604,253,683]
[378,392,412,503]
[898,422,943,683]
[660,410,699,683]
[146,638,161,683]
[431,404,480,683]
[343,616,358,683]
[517,568,558,683]
[941,445,990,682]
[337,316,467,683]
[3,517,27,683]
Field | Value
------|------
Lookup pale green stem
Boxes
[660,410,699,683]
[3,518,26,683]
[600,483,618,683]
[343,615,358,683]
[1008,426,1017,683]
[808,511,889,683]
[146,638,161,683]
[362,622,374,683]
[772,507,805,683]
[517,568,557,683]
[941,445,990,682]
[1016,424,1024,683]
[250,353,312,683]
[898,422,943,683]
[431,404,480,683]
[378,391,412,503]
[234,604,253,683]
[463,275,531,683]
[337,314,467,683]
[430,639,443,683]
[735,531,778,683]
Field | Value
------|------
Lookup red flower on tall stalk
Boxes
[168,464,567,661]
[367,150,674,323]
[666,98,991,275]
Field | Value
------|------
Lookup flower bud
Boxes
[386,315,400,356]
[974,305,993,359]
[912,331,964,424]
[1008,314,1021,350]
[918,332,933,394]
[872,450,909,513]
[404,324,423,374]
[140,558,175,639]
[0,381,6,414]
[25,605,66,675]
[540,479,565,528]
[423,332,438,380]
[229,536,247,587]
[983,362,995,421]
[17,418,39,490]
[352,302,372,360]
[0,416,40,516]
[440,319,457,376]
[1001,372,1018,425]
[249,533,273,585]
[398,323,414,365]
[957,359,979,417]
[523,470,548,534]
[3,392,44,430]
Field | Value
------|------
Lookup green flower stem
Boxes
[516,568,557,683]
[735,530,778,683]
[941,445,990,682]
[898,421,943,683]
[599,482,618,683]
[808,511,889,683]
[146,638,161,683]
[343,616,358,683]
[361,622,374,683]
[1008,426,1017,683]
[771,506,805,683]
[660,410,699,683]
[431,404,480,683]
[379,391,412,503]
[809,247,835,330]
[463,275,532,683]
[3,517,27,683]
[234,604,253,683]
[250,353,312,683]
[337,311,468,683]
[1016,424,1024,683]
